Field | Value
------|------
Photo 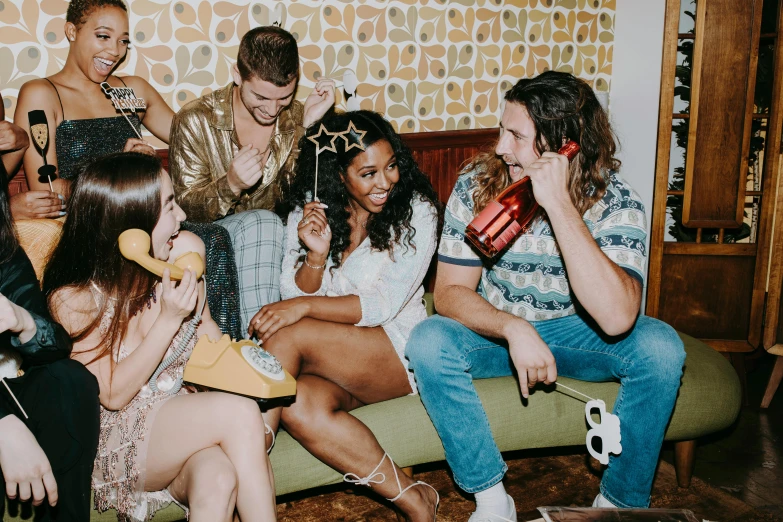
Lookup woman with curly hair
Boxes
[249,110,440,521]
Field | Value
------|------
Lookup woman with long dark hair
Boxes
[44,152,275,521]
[0,169,99,519]
[250,110,440,521]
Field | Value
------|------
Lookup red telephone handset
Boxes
[464,140,581,257]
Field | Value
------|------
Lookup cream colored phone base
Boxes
[183,335,296,399]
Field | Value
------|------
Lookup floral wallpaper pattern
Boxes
[0,0,615,133]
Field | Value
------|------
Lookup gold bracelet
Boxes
[304,254,326,270]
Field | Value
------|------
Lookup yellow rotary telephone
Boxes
[118,229,296,399]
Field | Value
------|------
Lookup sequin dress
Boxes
[92,300,195,522]
[45,77,142,181]
[45,78,242,339]
[55,114,142,181]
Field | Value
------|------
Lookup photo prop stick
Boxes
[325,71,360,112]
[1,378,28,419]
[555,382,622,465]
[100,82,144,139]
[307,124,339,202]
[28,110,57,191]
[306,120,367,201]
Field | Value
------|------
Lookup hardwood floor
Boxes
[662,351,783,518]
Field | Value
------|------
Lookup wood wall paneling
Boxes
[682,0,762,228]
[646,0,682,318]
[658,254,756,342]
[402,128,497,203]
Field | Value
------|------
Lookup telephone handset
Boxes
[118,229,205,280]
[118,229,296,399]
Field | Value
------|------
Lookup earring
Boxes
[70,36,75,41]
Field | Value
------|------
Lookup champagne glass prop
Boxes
[100,82,144,139]
[27,110,57,192]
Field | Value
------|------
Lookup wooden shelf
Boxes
[671,113,769,119]
[662,243,757,256]
[679,32,776,40]
[668,190,762,197]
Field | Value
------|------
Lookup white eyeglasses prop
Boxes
[556,382,622,465]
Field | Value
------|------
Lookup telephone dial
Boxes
[118,229,296,399]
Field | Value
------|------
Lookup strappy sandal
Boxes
[344,452,440,521]
[264,422,275,454]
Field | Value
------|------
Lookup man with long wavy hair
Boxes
[407,71,685,520]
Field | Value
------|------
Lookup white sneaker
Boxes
[592,493,617,508]
[467,494,517,522]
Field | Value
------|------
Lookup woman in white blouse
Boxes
[248,110,440,521]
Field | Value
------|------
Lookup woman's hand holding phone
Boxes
[159,268,198,322]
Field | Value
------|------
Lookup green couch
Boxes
[2,303,741,521]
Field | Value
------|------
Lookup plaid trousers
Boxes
[216,209,284,332]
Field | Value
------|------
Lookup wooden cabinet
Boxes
[648,0,783,404]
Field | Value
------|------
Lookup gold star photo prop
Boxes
[337,121,367,152]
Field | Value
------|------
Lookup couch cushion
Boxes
[2,332,740,521]
[267,332,739,496]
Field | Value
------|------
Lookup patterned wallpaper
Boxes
[0,0,615,134]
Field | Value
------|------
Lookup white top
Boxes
[280,196,438,394]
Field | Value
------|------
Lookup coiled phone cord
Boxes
[148,284,208,395]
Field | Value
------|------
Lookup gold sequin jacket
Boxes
[168,83,306,221]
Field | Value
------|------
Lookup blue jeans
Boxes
[406,312,685,508]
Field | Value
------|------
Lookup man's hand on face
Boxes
[303,79,336,128]
[225,144,264,196]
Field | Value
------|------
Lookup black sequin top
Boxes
[55,115,141,180]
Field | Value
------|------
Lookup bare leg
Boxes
[166,446,238,522]
[264,318,437,521]
[145,392,276,521]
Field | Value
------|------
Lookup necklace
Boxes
[348,200,369,228]
[350,214,368,228]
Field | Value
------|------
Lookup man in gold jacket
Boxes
[169,26,334,330]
